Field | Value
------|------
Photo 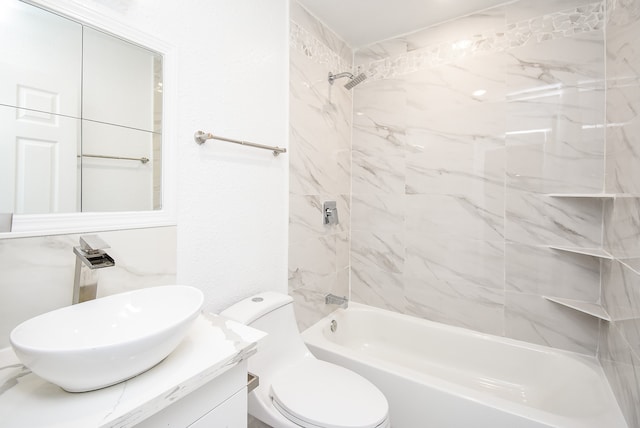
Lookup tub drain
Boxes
[330,319,337,332]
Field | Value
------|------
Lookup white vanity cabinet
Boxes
[0,315,265,428]
[135,362,248,428]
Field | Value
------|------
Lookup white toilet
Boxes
[221,292,390,428]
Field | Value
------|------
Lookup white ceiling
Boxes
[297,0,508,48]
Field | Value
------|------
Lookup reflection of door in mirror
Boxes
[81,27,159,212]
[0,2,82,214]
[0,1,163,216]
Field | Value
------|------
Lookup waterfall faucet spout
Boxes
[72,235,115,304]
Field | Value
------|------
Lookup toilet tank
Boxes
[220,292,311,378]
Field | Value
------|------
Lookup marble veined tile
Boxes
[355,39,408,66]
[405,133,505,197]
[506,129,604,194]
[351,264,407,314]
[403,276,505,336]
[288,235,337,291]
[354,2,604,83]
[289,194,350,243]
[602,260,640,322]
[351,230,405,275]
[405,194,504,241]
[505,189,603,247]
[406,102,506,149]
[505,291,600,355]
[403,53,507,111]
[351,151,406,195]
[506,30,604,96]
[353,77,407,157]
[505,243,600,301]
[506,0,602,23]
[351,193,405,234]
[605,117,640,196]
[405,236,504,290]
[607,0,640,81]
[402,5,506,52]
[604,197,640,259]
[599,322,640,427]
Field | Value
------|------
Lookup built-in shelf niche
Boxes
[543,296,611,321]
[548,245,613,259]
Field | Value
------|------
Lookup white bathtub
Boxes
[302,303,627,428]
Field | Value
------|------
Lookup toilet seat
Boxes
[270,359,389,428]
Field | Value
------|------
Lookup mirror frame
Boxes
[0,0,177,239]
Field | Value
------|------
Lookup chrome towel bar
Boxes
[194,130,286,157]
[79,154,150,164]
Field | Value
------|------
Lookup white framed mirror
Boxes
[0,0,176,237]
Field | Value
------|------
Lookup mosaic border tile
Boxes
[290,20,351,73]
[354,2,605,82]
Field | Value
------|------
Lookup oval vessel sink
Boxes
[10,285,204,392]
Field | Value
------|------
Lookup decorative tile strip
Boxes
[290,20,351,73]
[355,1,605,82]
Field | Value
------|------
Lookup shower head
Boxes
[328,71,367,89]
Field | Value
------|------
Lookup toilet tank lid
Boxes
[220,292,293,325]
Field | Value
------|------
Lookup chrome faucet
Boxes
[325,293,348,309]
[72,235,115,304]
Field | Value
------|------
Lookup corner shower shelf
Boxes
[547,245,613,259]
[543,296,611,321]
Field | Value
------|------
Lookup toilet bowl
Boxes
[220,292,390,428]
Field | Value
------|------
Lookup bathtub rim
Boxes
[302,302,628,428]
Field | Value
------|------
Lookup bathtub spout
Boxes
[325,293,348,309]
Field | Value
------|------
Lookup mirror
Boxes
[0,0,175,236]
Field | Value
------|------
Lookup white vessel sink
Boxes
[10,285,204,392]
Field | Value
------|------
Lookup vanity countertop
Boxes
[0,313,265,428]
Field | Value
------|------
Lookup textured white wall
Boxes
[58,0,290,312]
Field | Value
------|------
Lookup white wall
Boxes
[0,0,289,347]
[62,0,290,312]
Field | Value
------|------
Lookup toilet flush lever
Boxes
[323,201,339,225]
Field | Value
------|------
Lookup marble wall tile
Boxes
[403,276,505,336]
[599,322,640,427]
[406,102,506,149]
[403,54,508,111]
[506,31,604,94]
[354,2,604,83]
[351,230,405,275]
[405,136,505,203]
[290,195,343,243]
[351,151,406,195]
[351,193,405,234]
[505,243,600,300]
[601,0,640,423]
[604,197,640,259]
[405,235,504,290]
[602,260,640,322]
[288,235,337,291]
[504,291,600,355]
[290,267,350,331]
[605,115,640,196]
[405,194,503,241]
[288,8,353,332]
[0,227,177,348]
[505,190,603,247]
[352,78,407,157]
[506,0,602,23]
[351,264,407,313]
